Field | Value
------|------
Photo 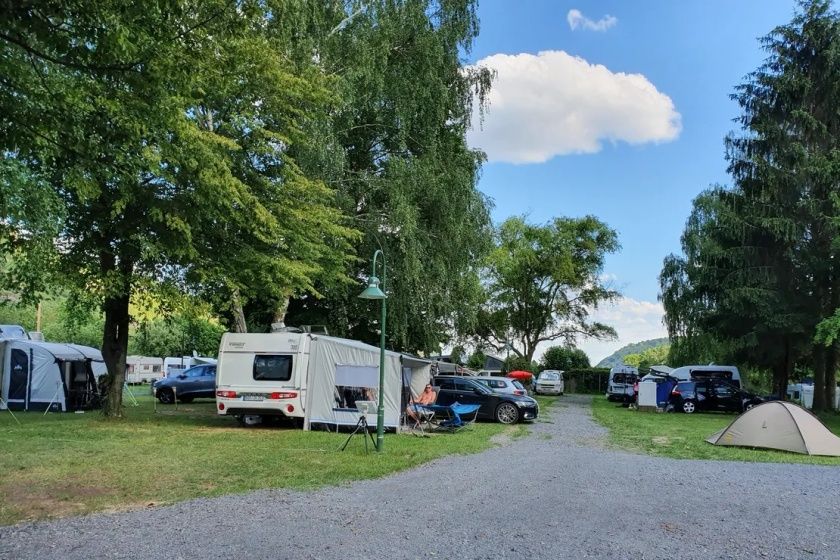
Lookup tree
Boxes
[541,346,590,371]
[282,0,495,354]
[623,344,669,371]
[0,3,352,416]
[472,216,620,362]
[660,1,840,408]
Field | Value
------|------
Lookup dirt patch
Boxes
[1,481,114,522]
[490,426,519,446]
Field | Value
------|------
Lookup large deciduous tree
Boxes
[473,216,620,362]
[0,2,353,416]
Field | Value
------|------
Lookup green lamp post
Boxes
[358,249,387,452]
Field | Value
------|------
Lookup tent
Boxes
[0,339,103,412]
[302,336,431,430]
[706,401,840,456]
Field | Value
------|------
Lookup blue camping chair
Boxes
[429,402,480,432]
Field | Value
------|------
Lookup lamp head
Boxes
[358,275,386,300]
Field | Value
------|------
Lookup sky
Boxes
[465,0,800,363]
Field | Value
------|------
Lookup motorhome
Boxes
[215,332,431,429]
[670,365,742,388]
[606,365,639,402]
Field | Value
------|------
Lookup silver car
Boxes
[473,376,527,396]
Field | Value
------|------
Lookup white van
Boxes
[671,365,742,388]
[215,332,431,429]
[606,365,638,401]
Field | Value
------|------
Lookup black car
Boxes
[153,364,216,403]
[668,379,763,414]
[432,375,539,424]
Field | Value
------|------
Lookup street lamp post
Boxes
[357,249,387,452]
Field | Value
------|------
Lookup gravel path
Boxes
[2,395,840,560]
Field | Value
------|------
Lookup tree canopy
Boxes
[472,215,620,362]
[660,0,840,409]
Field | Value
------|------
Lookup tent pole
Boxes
[0,398,21,425]
[43,382,63,415]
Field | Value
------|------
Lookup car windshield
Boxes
[613,373,637,384]
[540,372,560,381]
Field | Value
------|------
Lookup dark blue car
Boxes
[153,364,216,404]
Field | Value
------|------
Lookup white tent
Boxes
[303,336,431,430]
[0,339,103,412]
[706,401,840,456]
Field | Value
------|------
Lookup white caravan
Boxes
[215,332,431,429]
[125,356,164,384]
[163,355,217,377]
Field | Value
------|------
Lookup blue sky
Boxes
[465,1,799,362]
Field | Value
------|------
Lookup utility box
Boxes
[638,381,657,411]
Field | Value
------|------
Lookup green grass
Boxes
[591,398,840,465]
[0,393,513,526]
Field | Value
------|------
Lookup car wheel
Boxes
[158,388,174,404]
[178,396,194,403]
[495,402,520,424]
[682,400,696,414]
[744,402,756,412]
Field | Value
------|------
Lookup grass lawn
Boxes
[591,398,840,466]
[0,391,521,526]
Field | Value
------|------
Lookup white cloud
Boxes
[567,9,617,32]
[467,50,682,164]
[534,297,668,365]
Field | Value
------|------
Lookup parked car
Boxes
[668,379,763,414]
[153,364,217,403]
[432,375,538,424]
[535,370,565,395]
[473,376,527,396]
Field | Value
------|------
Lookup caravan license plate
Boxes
[243,394,264,402]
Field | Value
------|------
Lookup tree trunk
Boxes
[826,343,837,412]
[772,338,793,400]
[231,287,248,333]
[273,295,290,327]
[813,344,827,412]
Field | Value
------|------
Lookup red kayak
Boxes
[506,370,533,381]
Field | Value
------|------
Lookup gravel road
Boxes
[2,395,839,560]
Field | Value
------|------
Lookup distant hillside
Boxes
[597,338,669,368]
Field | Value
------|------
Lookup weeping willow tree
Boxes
[271,1,496,354]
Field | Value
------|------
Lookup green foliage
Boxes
[502,356,539,375]
[541,345,590,371]
[131,316,224,358]
[284,0,494,354]
[473,215,620,361]
[597,338,669,368]
[623,344,670,371]
[660,1,840,408]
[466,350,487,370]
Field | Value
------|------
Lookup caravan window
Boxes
[253,355,293,381]
[612,373,637,384]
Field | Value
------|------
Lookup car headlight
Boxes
[514,400,533,407]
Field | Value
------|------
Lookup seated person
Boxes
[406,383,437,423]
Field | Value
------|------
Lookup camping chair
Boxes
[431,402,480,433]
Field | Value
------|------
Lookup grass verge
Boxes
[0,392,511,526]
[591,397,840,466]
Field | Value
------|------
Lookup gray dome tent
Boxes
[706,401,840,456]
